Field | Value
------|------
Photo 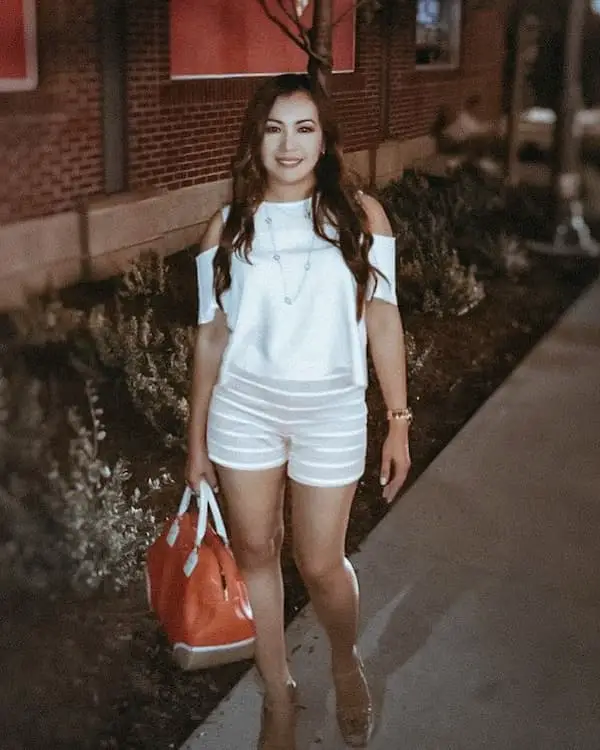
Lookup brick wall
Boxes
[127,0,250,192]
[387,3,506,140]
[125,0,387,190]
[0,0,103,225]
[1,0,506,225]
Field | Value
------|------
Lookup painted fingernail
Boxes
[380,476,387,486]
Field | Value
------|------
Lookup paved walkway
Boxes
[182,277,600,750]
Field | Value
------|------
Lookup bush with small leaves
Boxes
[0,368,167,595]
[88,298,194,447]
[471,231,532,279]
[6,295,86,352]
[404,329,433,378]
[386,208,486,318]
[379,167,530,286]
[84,250,196,446]
[438,167,532,276]
[3,251,194,448]
[118,251,170,299]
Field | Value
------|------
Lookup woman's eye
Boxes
[298,126,315,133]
[265,125,280,134]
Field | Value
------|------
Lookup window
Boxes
[415,0,462,68]
[592,0,600,14]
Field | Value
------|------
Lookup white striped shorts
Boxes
[206,366,367,488]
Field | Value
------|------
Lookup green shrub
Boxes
[5,295,86,352]
[0,368,165,595]
[379,167,530,293]
[379,193,485,317]
[88,300,194,449]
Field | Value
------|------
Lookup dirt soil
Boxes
[1,254,598,750]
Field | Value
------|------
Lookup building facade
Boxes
[0,0,507,309]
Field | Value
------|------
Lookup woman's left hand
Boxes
[380,422,411,503]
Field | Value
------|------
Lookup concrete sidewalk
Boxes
[182,277,600,750]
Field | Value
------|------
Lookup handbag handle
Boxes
[167,481,228,544]
[193,480,229,548]
[166,481,230,577]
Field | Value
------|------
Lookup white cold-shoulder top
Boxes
[195,197,397,389]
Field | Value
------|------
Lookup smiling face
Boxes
[260,91,324,201]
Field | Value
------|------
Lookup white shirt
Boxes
[195,198,397,388]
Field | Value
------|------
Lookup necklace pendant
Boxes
[273,253,280,262]
[304,261,311,270]
[284,296,292,305]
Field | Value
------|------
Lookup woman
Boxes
[186,73,411,750]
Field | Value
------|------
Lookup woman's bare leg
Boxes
[290,479,373,746]
[290,480,360,670]
[215,464,292,701]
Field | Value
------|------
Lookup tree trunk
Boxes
[506,12,529,186]
[552,0,585,202]
[307,0,334,94]
[505,7,542,186]
[506,12,525,186]
[550,0,599,255]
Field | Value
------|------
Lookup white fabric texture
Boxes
[195,198,397,388]
[206,364,367,487]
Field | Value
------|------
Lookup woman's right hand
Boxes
[185,445,219,495]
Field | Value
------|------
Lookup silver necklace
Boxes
[264,205,316,306]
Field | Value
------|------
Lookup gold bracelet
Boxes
[387,407,413,424]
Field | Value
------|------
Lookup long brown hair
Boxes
[213,73,385,321]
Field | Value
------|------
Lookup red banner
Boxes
[170,0,356,79]
[0,0,37,91]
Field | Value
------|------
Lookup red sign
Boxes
[0,0,37,92]
[170,0,356,79]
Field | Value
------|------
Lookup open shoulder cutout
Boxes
[199,209,224,253]
[357,191,394,237]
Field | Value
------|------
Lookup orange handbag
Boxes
[145,481,255,670]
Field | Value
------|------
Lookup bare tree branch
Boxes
[332,0,376,29]
[273,0,313,52]
[280,0,309,32]
[305,46,334,68]
[255,0,334,78]
[263,0,331,69]
[254,0,308,51]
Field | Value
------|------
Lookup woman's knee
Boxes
[232,524,285,570]
[215,465,286,571]
[294,550,346,589]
